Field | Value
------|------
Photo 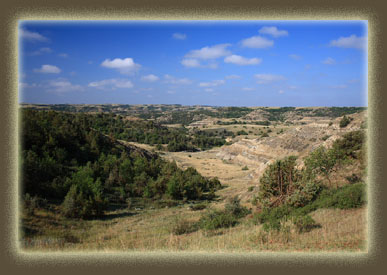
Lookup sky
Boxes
[18,21,368,107]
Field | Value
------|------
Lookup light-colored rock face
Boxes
[216,111,367,180]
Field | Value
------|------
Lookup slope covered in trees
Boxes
[21,109,221,218]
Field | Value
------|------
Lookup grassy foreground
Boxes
[20,202,366,252]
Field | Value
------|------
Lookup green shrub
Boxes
[253,204,293,225]
[198,209,238,231]
[262,218,281,232]
[23,193,40,216]
[248,186,254,192]
[61,166,107,218]
[171,218,198,235]
[346,173,361,184]
[339,115,352,128]
[292,215,318,233]
[242,166,249,170]
[286,181,322,208]
[189,203,207,211]
[224,196,250,219]
[315,183,366,209]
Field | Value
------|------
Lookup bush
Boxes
[315,183,366,209]
[198,209,238,231]
[286,181,322,208]
[224,196,250,219]
[242,166,249,171]
[339,115,352,128]
[23,193,40,216]
[61,166,107,218]
[189,203,207,211]
[171,218,198,235]
[292,215,318,233]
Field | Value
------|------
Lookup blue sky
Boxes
[18,21,368,107]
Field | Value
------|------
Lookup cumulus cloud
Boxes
[58,53,68,58]
[225,75,241,79]
[33,65,61,74]
[242,87,254,91]
[164,74,192,85]
[241,36,273,48]
[254,74,286,84]
[329,34,367,50]
[46,79,83,93]
[199,80,225,87]
[279,90,285,94]
[259,26,288,38]
[31,47,52,55]
[141,74,159,82]
[185,44,231,60]
[101,57,141,74]
[173,33,187,40]
[204,88,214,92]
[88,78,134,90]
[289,54,301,60]
[20,29,49,42]
[322,57,336,65]
[181,58,201,68]
[224,55,262,66]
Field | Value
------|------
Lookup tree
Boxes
[339,115,352,128]
[258,156,300,207]
[304,146,339,188]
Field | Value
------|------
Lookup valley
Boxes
[19,105,368,252]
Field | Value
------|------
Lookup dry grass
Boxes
[21,203,367,252]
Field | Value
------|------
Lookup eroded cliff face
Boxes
[216,111,367,180]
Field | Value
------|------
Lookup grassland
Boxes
[19,105,368,252]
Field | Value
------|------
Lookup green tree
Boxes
[304,146,339,188]
[258,156,300,207]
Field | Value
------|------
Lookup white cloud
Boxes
[167,90,176,94]
[322,57,336,65]
[164,74,192,85]
[289,54,301,60]
[329,34,367,50]
[101,57,141,74]
[288,85,297,90]
[173,33,187,40]
[185,44,231,60]
[225,75,241,79]
[199,80,225,87]
[58,53,68,58]
[279,90,285,94]
[242,87,254,91]
[241,36,273,48]
[19,82,39,89]
[204,88,214,92]
[259,26,288,38]
[46,79,83,93]
[224,55,262,66]
[30,47,53,56]
[33,65,61,74]
[254,74,286,84]
[141,74,159,82]
[88,78,134,90]
[181,58,201,68]
[20,29,49,42]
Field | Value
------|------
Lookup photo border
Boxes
[1,0,385,274]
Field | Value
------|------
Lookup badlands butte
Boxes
[20,105,367,251]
